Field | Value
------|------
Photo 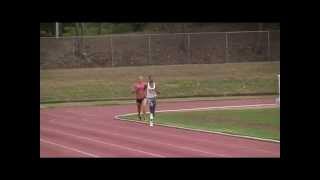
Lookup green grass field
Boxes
[122,107,280,140]
[40,62,280,103]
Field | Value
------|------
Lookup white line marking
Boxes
[115,103,280,143]
[44,120,227,157]
[122,119,280,143]
[41,127,165,157]
[40,138,99,157]
[116,104,278,117]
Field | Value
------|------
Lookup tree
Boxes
[256,23,264,55]
[98,23,102,35]
[132,23,145,32]
[81,23,86,35]
[40,23,55,36]
[59,23,64,36]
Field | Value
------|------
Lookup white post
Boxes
[277,74,280,105]
[55,22,59,38]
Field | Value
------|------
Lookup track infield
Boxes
[119,106,279,141]
[40,97,280,157]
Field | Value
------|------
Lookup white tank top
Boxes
[146,82,157,98]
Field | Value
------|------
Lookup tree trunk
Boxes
[259,23,263,31]
[59,23,63,36]
[75,23,80,35]
[52,23,55,36]
[256,23,264,56]
[80,23,84,35]
[74,23,84,58]
[74,23,79,57]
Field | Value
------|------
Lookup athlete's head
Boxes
[148,75,153,82]
[138,76,144,83]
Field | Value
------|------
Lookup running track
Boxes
[40,98,280,157]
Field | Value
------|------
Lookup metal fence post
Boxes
[278,74,280,95]
[188,33,191,64]
[72,38,75,58]
[267,31,271,61]
[225,32,229,63]
[148,34,151,65]
[110,35,114,67]
[277,74,280,105]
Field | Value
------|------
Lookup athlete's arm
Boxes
[156,84,160,94]
[131,84,136,94]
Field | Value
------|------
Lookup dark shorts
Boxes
[147,97,156,107]
[136,97,145,104]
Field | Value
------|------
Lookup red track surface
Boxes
[40,98,280,157]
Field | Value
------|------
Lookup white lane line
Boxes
[115,103,280,143]
[124,119,280,143]
[116,103,278,117]
[41,127,165,157]
[40,138,99,157]
[43,120,227,157]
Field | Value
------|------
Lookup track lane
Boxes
[40,98,280,157]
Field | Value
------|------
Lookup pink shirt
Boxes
[133,82,146,99]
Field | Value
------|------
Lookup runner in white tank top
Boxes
[147,75,160,127]
[147,81,157,98]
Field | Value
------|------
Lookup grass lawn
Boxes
[40,62,279,103]
[121,107,280,141]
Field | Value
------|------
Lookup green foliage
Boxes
[40,23,55,36]
[40,23,147,36]
[40,23,280,36]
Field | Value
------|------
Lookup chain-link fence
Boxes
[40,30,280,69]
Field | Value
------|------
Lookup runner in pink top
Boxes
[132,76,147,121]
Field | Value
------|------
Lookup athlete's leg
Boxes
[149,100,154,116]
[152,98,156,117]
[136,100,142,120]
[142,98,147,121]
[148,98,156,126]
[149,98,156,121]
[148,98,153,120]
